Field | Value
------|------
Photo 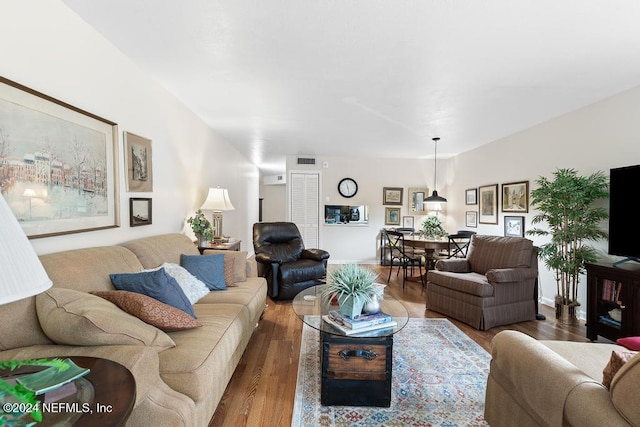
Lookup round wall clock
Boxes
[338,178,358,198]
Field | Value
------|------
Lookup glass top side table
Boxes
[292,284,409,337]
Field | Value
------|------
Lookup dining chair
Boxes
[440,230,476,259]
[384,230,425,289]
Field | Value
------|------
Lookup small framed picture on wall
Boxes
[383,187,403,205]
[465,211,478,228]
[130,197,152,227]
[465,188,478,205]
[402,216,414,228]
[479,184,499,224]
[504,216,524,237]
[385,207,401,225]
[502,181,529,212]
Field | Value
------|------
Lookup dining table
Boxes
[402,235,450,274]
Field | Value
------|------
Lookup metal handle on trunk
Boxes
[338,349,377,360]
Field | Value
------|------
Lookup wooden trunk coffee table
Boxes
[292,285,409,407]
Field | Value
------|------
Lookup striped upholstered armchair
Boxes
[425,235,538,330]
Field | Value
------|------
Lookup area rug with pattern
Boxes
[292,317,490,426]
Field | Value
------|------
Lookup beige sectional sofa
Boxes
[0,233,267,426]
[485,330,640,426]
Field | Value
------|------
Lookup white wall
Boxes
[285,155,446,264]
[447,85,640,316]
[279,86,640,318]
[259,181,287,222]
[0,0,260,254]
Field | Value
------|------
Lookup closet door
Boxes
[289,172,319,247]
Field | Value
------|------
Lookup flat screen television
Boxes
[608,164,640,265]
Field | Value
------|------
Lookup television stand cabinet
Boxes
[586,262,640,341]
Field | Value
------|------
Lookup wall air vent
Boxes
[297,157,316,165]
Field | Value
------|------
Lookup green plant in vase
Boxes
[421,215,448,239]
[322,264,379,318]
[187,210,213,246]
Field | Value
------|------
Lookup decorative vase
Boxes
[362,295,380,314]
[338,295,365,319]
[555,297,580,326]
[196,233,208,248]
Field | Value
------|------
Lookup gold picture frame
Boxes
[408,187,428,214]
[385,207,401,225]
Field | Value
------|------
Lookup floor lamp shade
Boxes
[0,194,52,305]
[200,187,235,238]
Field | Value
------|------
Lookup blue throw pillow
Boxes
[180,254,227,291]
[109,268,196,318]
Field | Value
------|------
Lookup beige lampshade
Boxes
[199,187,234,239]
[0,194,52,305]
[200,187,234,212]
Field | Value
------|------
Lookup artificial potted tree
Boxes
[527,168,608,325]
[187,210,213,247]
[322,264,380,318]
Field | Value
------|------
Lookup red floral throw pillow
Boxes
[602,350,638,388]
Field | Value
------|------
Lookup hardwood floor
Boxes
[208,265,597,427]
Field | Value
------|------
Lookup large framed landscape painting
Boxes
[0,77,119,238]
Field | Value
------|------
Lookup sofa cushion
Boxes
[110,268,196,318]
[181,254,226,291]
[119,233,201,269]
[610,350,640,425]
[224,256,237,287]
[35,288,175,349]
[91,291,202,332]
[202,250,248,282]
[426,271,493,297]
[197,278,268,325]
[467,235,533,275]
[0,297,53,351]
[160,262,210,303]
[158,303,250,402]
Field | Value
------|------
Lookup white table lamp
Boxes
[199,187,235,240]
[0,194,52,305]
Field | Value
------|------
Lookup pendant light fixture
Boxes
[425,137,447,204]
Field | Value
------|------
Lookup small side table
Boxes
[198,239,241,254]
[1,356,135,426]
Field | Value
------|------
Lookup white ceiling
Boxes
[62,0,640,175]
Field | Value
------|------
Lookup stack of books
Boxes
[322,310,397,336]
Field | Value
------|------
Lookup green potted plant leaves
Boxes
[322,264,380,318]
[527,168,609,325]
[187,210,213,246]
[0,358,69,426]
[421,215,448,239]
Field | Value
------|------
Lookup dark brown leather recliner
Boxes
[252,222,330,300]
